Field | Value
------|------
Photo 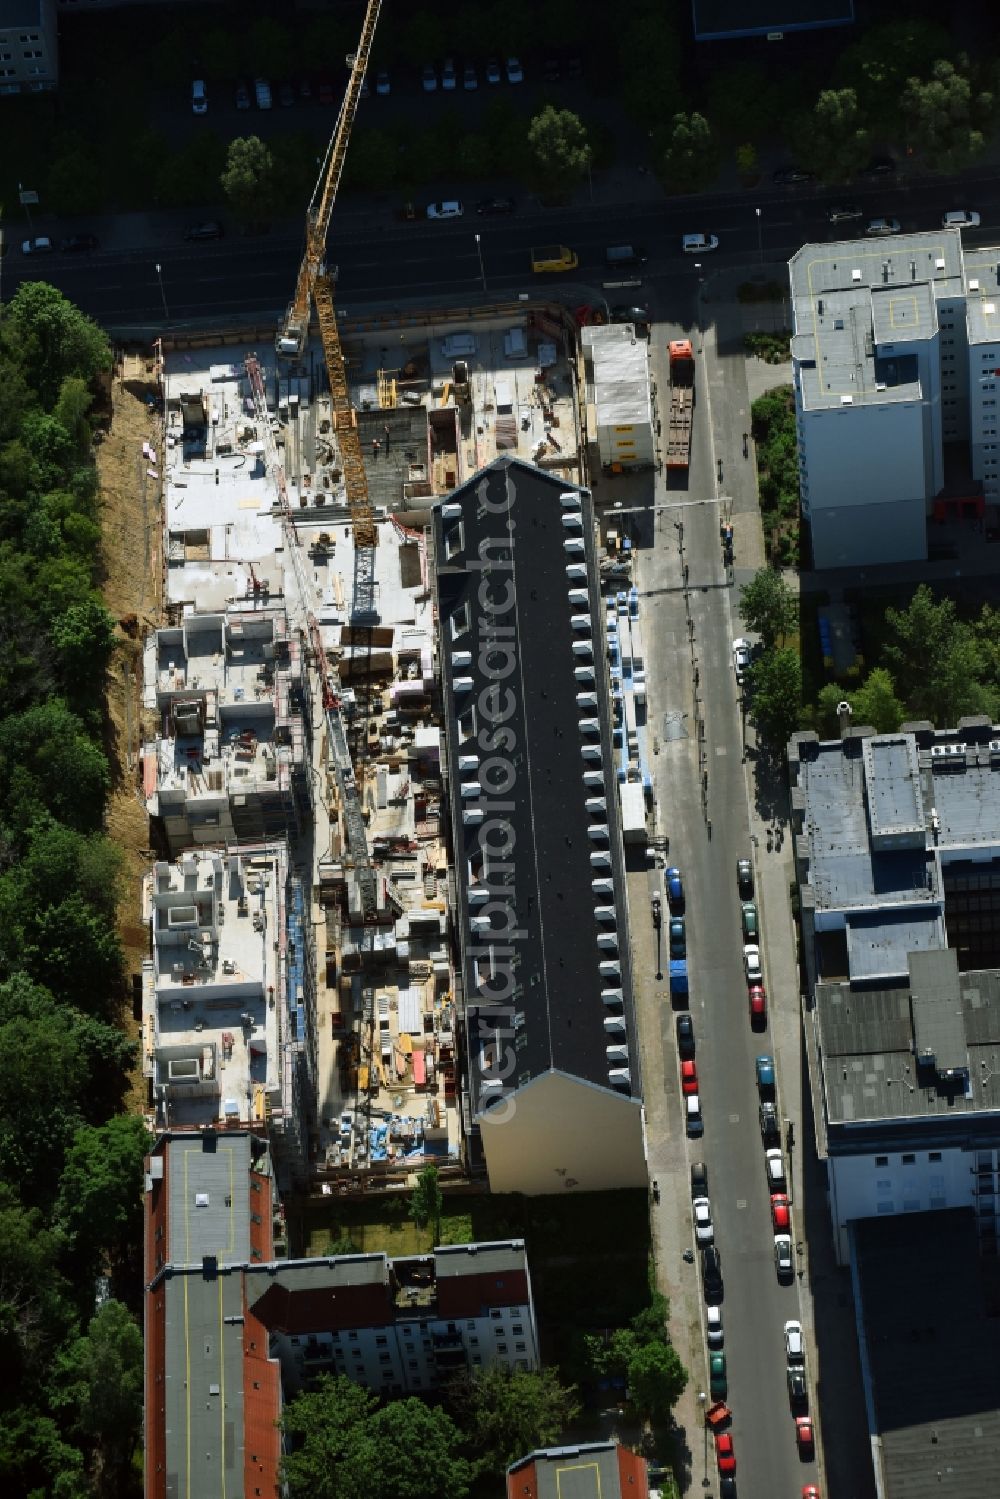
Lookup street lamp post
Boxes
[698,1391,708,1486]
[155,263,170,323]
[474,233,487,296]
[755,206,764,269]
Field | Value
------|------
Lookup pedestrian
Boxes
[372,438,380,458]
[383,422,391,454]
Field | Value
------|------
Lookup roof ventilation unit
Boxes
[581,744,602,763]
[598,960,621,979]
[563,538,585,555]
[582,770,604,788]
[570,614,592,632]
[560,491,582,509]
[608,1068,631,1091]
[590,850,612,868]
[451,651,472,669]
[592,878,614,895]
[604,1015,627,1035]
[452,676,474,694]
[561,513,583,530]
[577,692,598,710]
[568,589,589,607]
[606,1044,629,1063]
[588,824,610,842]
[572,641,594,659]
[585,796,607,814]
[440,503,462,519]
[597,932,619,951]
[566,563,587,580]
[579,717,600,735]
[575,665,596,683]
[594,905,616,922]
[601,988,623,1008]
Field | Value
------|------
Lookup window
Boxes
[875,1155,889,1167]
[515,1341,526,1352]
[466,1321,476,1331]
[876,1179,892,1192]
[512,1324,523,1335]
[348,1330,358,1341]
[497,1343,507,1353]
[901,1153,916,1165]
[375,1335,388,1347]
[378,1352,391,1364]
[490,1309,502,1320]
[408,1360,419,1370]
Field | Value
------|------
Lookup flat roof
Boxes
[435,457,640,1109]
[790,233,964,411]
[845,908,945,982]
[509,1442,636,1499]
[864,735,924,841]
[581,324,653,429]
[692,0,853,38]
[854,1210,1000,1499]
[165,1131,254,1266]
[962,248,1000,345]
[814,960,1000,1127]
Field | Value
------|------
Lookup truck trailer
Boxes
[666,339,695,469]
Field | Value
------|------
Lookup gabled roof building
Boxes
[434,457,646,1195]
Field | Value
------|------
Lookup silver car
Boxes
[774,1233,793,1280]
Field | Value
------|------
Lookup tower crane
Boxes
[278,0,382,624]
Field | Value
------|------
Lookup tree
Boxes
[735,143,759,179]
[800,88,872,182]
[850,667,906,734]
[836,19,954,133]
[5,282,109,409]
[901,58,992,169]
[739,568,797,651]
[335,1400,472,1499]
[0,700,109,835]
[54,1115,150,1283]
[0,1408,86,1499]
[884,584,994,724]
[50,596,117,703]
[447,1366,580,1472]
[0,1182,76,1406]
[747,647,802,751]
[281,1376,379,1499]
[619,11,681,127]
[409,1164,443,1241]
[48,1299,143,1490]
[0,994,86,1208]
[527,106,592,194]
[706,63,784,143]
[341,129,399,193]
[657,112,718,192]
[221,136,277,221]
[626,1340,688,1419]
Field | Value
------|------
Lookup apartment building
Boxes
[435,456,647,1195]
[507,1441,651,1499]
[789,228,1000,569]
[789,721,1000,1263]
[0,0,57,94]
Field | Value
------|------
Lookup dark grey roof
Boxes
[0,0,43,25]
[166,1132,252,1266]
[909,950,966,1075]
[864,736,924,846]
[508,1442,629,1499]
[692,0,853,39]
[846,909,945,983]
[853,1210,1000,1499]
[816,963,1000,1128]
[434,458,639,1111]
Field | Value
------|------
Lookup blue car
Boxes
[666,866,684,911]
[669,917,686,958]
[755,1054,775,1097]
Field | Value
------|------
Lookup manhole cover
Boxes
[662,712,688,742]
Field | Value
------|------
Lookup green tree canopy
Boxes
[221,135,277,220]
[55,1115,150,1284]
[527,106,592,192]
[447,1365,580,1473]
[0,700,109,836]
[0,1182,76,1407]
[836,18,952,131]
[901,58,992,168]
[48,1299,143,1488]
[739,568,798,651]
[747,647,803,751]
[409,1163,443,1240]
[657,112,718,192]
[281,1376,379,1499]
[627,1339,688,1419]
[883,584,994,724]
[800,88,872,182]
[4,282,109,410]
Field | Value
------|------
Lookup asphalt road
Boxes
[7,167,1000,331]
[632,284,819,1497]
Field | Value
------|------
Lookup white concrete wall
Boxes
[967,335,1000,502]
[479,1071,647,1195]
[828,1145,975,1263]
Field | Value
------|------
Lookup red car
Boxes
[803,1488,820,1499]
[771,1193,790,1231]
[680,1059,699,1095]
[748,984,767,1023]
[795,1417,814,1457]
[715,1431,736,1474]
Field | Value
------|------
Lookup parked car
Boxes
[670,917,687,958]
[692,1196,714,1246]
[760,1101,780,1143]
[60,234,99,252]
[682,232,719,253]
[21,236,53,255]
[785,1319,804,1363]
[486,58,501,84]
[441,57,457,90]
[426,201,464,219]
[765,1148,787,1190]
[755,1054,775,1097]
[741,901,758,940]
[774,1233,794,1280]
[771,1192,791,1231]
[772,166,816,185]
[317,75,335,105]
[828,203,862,223]
[943,209,980,228]
[680,1059,699,1096]
[732,636,750,683]
[297,75,312,101]
[506,55,524,83]
[737,858,754,898]
[677,1013,696,1059]
[421,63,437,92]
[686,1094,704,1137]
[544,56,561,81]
[859,156,896,178]
[691,1160,708,1196]
[795,1417,815,1458]
[748,984,767,1025]
[715,1431,736,1476]
[743,944,762,984]
[866,216,900,236]
[710,1350,727,1398]
[476,196,515,216]
[184,221,224,241]
[611,303,650,329]
[463,63,477,90]
[787,1364,808,1409]
[376,69,390,95]
[254,78,272,109]
[706,1304,723,1346]
[720,1480,737,1499]
[666,866,684,911]
[191,79,207,114]
[702,1245,723,1302]
[802,1487,820,1499]
[278,80,295,107]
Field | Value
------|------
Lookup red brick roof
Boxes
[249,1275,395,1334]
[437,1267,530,1318]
